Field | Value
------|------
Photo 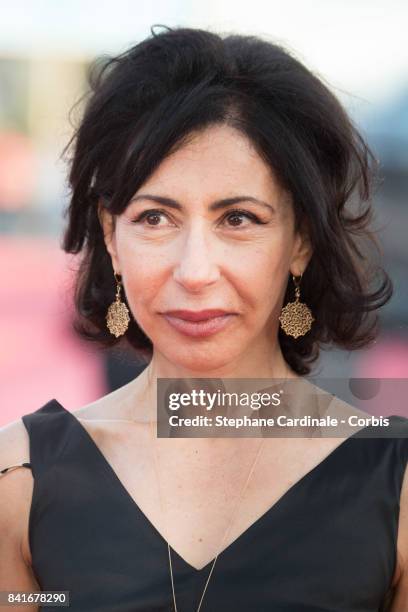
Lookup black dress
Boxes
[3,399,408,611]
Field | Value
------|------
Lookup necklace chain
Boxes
[148,417,266,612]
[145,363,291,611]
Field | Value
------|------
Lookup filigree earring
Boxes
[279,273,314,338]
[106,272,130,337]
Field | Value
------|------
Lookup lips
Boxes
[160,310,237,338]
[162,309,232,322]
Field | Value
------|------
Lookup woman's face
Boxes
[100,124,312,372]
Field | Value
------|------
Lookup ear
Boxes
[289,220,313,277]
[97,200,120,274]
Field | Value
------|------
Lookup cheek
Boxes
[117,239,167,313]
[230,237,292,310]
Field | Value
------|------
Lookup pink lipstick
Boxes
[161,309,237,338]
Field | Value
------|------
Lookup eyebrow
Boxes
[129,194,276,213]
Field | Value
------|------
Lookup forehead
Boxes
[134,124,287,206]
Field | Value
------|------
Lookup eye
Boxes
[132,209,174,227]
[222,209,265,228]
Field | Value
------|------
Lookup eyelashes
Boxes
[131,208,268,229]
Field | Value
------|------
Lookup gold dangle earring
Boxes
[279,273,314,338]
[106,272,130,337]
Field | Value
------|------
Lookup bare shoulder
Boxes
[0,416,33,551]
[0,416,31,476]
[0,416,32,514]
[389,460,408,609]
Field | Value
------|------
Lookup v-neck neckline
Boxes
[52,398,379,574]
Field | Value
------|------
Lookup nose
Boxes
[173,224,220,292]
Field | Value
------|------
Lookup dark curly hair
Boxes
[61,24,392,375]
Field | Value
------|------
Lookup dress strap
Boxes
[21,399,71,480]
[389,415,408,480]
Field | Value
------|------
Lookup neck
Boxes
[128,335,298,428]
[147,336,295,380]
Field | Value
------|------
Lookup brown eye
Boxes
[227,213,246,226]
[224,210,261,227]
[132,209,173,227]
[145,212,163,225]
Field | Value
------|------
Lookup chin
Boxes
[159,344,240,374]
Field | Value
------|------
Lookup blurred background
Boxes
[1,0,407,424]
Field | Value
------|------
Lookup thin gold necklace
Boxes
[148,416,266,612]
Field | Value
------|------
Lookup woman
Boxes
[1,25,407,612]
